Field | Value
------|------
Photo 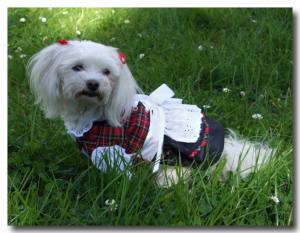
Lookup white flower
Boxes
[139,53,145,59]
[260,94,265,98]
[252,113,263,120]
[210,45,214,49]
[198,45,203,51]
[124,19,130,24]
[105,199,118,211]
[19,18,26,23]
[40,17,47,23]
[222,87,231,93]
[105,199,116,206]
[76,30,81,36]
[16,47,22,52]
[251,19,257,23]
[137,33,143,38]
[62,11,69,15]
[20,54,27,59]
[270,195,280,204]
[8,55,13,60]
[240,91,246,97]
[203,105,211,109]
[110,37,116,42]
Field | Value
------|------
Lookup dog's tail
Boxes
[222,129,275,178]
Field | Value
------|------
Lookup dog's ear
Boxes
[27,43,66,119]
[105,48,143,127]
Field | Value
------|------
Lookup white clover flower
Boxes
[137,33,143,38]
[105,199,118,210]
[20,54,27,59]
[203,105,211,109]
[198,45,203,51]
[16,47,22,52]
[8,55,13,60]
[139,53,145,59]
[124,19,130,24]
[40,17,47,23]
[270,195,280,204]
[105,199,116,206]
[252,113,263,120]
[62,11,69,15]
[76,30,81,36]
[19,18,26,23]
[240,91,246,97]
[222,87,231,93]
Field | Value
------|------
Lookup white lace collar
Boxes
[65,120,94,138]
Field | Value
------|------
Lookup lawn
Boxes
[8,8,293,226]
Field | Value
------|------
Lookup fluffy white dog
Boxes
[28,40,274,186]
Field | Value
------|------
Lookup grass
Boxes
[8,8,293,226]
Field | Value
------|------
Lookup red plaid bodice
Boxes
[76,102,150,156]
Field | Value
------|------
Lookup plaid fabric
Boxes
[76,102,150,156]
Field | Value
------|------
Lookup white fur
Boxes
[27,40,141,130]
[222,129,274,178]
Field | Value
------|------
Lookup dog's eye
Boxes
[72,65,84,72]
[102,69,110,75]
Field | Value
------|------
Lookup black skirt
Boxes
[162,117,225,169]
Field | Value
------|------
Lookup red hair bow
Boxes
[58,39,68,45]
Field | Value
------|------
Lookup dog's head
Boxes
[28,40,140,126]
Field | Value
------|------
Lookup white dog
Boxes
[28,40,274,186]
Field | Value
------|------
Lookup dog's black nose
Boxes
[86,80,99,92]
